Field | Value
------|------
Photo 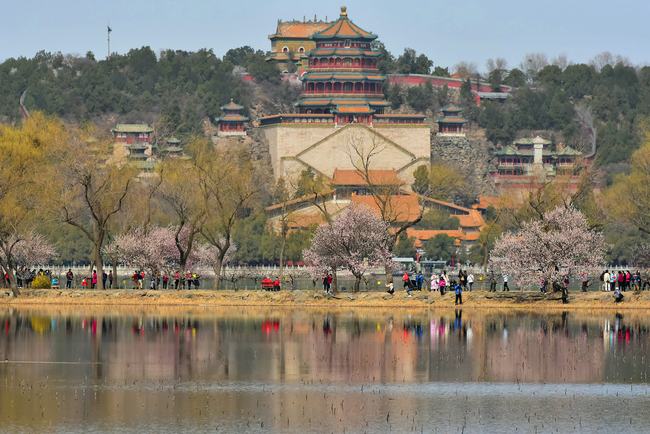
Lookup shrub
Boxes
[31,275,51,289]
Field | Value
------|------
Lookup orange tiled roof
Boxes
[351,194,421,223]
[374,113,425,117]
[265,190,333,212]
[457,210,485,228]
[336,106,372,113]
[271,21,330,39]
[330,169,404,186]
[472,195,501,210]
[332,74,365,79]
[406,229,480,248]
[287,213,324,229]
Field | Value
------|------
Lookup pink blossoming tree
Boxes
[303,204,392,293]
[107,226,186,289]
[13,234,57,269]
[490,206,606,299]
[0,234,57,294]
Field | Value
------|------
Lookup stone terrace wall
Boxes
[431,133,497,197]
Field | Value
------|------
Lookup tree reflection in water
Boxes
[1,307,650,433]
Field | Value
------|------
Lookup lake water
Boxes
[1,307,650,433]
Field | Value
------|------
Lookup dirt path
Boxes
[1,288,648,311]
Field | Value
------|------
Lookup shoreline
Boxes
[2,288,650,311]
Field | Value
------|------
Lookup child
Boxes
[430,274,438,292]
[454,284,463,305]
[82,278,88,289]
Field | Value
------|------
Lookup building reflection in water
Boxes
[2,308,650,386]
[2,308,650,432]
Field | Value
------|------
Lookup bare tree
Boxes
[574,102,597,158]
[589,52,633,71]
[271,177,299,279]
[454,61,479,79]
[550,53,570,70]
[192,140,265,290]
[54,126,138,290]
[486,57,508,73]
[340,127,424,284]
[519,52,548,82]
[158,157,204,289]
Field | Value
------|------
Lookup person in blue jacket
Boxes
[454,283,463,305]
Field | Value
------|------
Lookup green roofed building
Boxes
[434,104,468,137]
[159,136,185,160]
[217,100,248,137]
[110,123,154,161]
[494,136,582,177]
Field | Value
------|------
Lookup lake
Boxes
[1,307,649,433]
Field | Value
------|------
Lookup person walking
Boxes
[91,270,97,289]
[489,271,497,292]
[634,271,641,292]
[66,269,74,289]
[581,271,589,292]
[323,274,329,292]
[439,274,447,296]
[502,273,509,292]
[625,271,632,292]
[108,271,113,289]
[641,270,650,291]
[541,278,547,294]
[611,272,617,292]
[162,274,168,290]
[406,279,415,297]
[602,270,610,292]
[102,271,107,289]
[402,272,410,290]
[416,272,424,291]
[467,272,474,292]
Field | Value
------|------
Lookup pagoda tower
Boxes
[295,6,390,124]
[260,7,430,184]
[217,99,249,136]
[434,104,468,136]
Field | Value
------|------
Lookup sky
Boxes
[2,0,649,72]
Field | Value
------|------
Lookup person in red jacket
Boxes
[618,271,625,291]
[402,272,410,289]
[273,278,280,292]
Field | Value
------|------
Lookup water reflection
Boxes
[3,308,650,384]
[2,308,650,433]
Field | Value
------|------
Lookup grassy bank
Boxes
[1,288,649,310]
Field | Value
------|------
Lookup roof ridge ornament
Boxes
[340,6,347,17]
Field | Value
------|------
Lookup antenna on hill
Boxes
[107,22,112,59]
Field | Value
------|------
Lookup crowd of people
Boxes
[383,269,476,305]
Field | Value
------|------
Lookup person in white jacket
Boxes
[467,273,474,292]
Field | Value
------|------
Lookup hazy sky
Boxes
[2,0,649,71]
